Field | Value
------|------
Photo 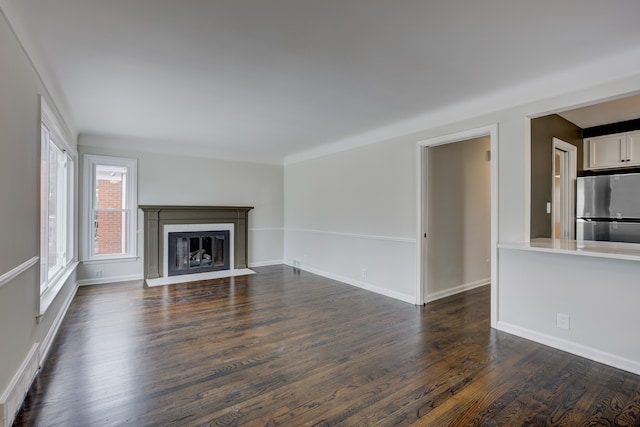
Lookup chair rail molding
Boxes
[0,257,39,290]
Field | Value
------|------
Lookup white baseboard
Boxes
[77,274,144,286]
[248,260,284,268]
[0,343,39,427]
[426,278,490,303]
[39,281,78,366]
[285,261,415,304]
[0,280,80,427]
[497,321,640,376]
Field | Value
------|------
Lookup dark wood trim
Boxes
[139,205,253,279]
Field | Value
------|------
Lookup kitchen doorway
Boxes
[416,125,498,327]
[552,138,577,239]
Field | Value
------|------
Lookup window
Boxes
[83,155,137,260]
[40,98,76,303]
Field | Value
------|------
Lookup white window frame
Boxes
[82,154,138,261]
[40,97,77,315]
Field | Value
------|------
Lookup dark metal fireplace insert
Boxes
[167,230,230,276]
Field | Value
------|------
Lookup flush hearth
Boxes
[168,230,230,276]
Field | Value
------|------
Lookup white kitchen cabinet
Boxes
[627,131,640,164]
[585,130,640,170]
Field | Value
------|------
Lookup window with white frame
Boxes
[40,99,76,299]
[83,155,137,260]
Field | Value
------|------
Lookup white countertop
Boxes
[499,238,640,261]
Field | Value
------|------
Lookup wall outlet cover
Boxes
[556,313,570,330]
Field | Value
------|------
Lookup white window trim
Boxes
[40,96,77,316]
[39,261,78,317]
[82,154,138,262]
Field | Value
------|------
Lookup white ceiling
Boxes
[3,0,640,163]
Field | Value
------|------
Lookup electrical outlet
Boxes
[556,313,570,330]
[95,269,102,278]
[361,268,367,279]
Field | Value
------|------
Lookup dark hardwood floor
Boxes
[14,265,640,426]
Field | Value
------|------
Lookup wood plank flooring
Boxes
[14,265,640,426]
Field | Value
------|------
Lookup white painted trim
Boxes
[0,256,38,290]
[415,143,427,306]
[81,256,138,265]
[0,343,39,427]
[162,223,235,277]
[77,274,144,286]
[426,278,490,303]
[82,154,138,262]
[40,96,76,156]
[551,138,577,240]
[524,117,532,242]
[39,281,78,365]
[490,123,499,329]
[78,137,283,166]
[39,261,78,317]
[248,260,284,268]
[249,227,284,232]
[285,228,416,243]
[416,124,499,329]
[285,261,415,304]
[497,321,640,376]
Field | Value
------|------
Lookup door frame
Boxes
[415,124,499,328]
[551,138,577,239]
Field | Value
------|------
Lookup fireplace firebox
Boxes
[167,230,230,276]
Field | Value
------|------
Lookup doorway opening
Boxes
[552,138,577,239]
[416,125,498,328]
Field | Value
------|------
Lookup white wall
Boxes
[284,138,417,302]
[77,139,284,282]
[0,9,78,425]
[427,137,491,299]
[284,58,640,372]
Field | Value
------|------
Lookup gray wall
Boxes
[284,136,417,301]
[77,140,284,281]
[427,137,491,297]
[530,114,583,238]
[0,10,77,395]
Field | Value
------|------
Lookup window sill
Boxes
[39,261,78,317]
[81,256,139,265]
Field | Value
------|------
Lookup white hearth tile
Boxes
[145,269,255,287]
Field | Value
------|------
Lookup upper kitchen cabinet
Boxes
[584,130,640,170]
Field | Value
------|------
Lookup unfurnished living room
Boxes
[2,1,640,426]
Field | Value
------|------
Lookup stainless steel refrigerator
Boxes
[576,172,640,243]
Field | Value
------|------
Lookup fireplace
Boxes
[139,205,253,282]
[167,230,230,276]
